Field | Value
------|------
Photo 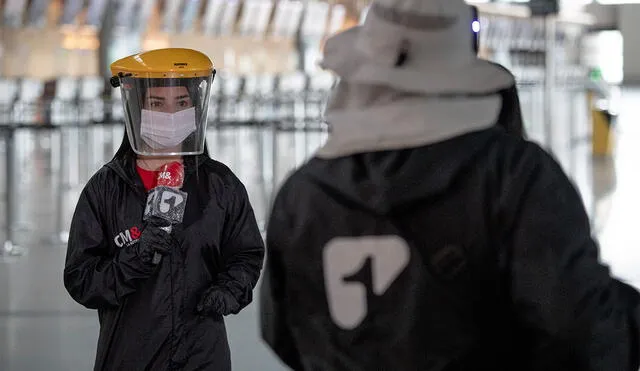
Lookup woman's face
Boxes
[138,85,195,157]
[144,86,193,113]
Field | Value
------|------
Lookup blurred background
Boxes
[0,0,638,370]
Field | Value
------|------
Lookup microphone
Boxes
[143,161,188,265]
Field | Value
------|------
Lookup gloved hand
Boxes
[196,285,240,316]
[136,217,173,264]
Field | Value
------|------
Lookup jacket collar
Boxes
[106,153,208,194]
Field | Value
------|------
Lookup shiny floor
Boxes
[0,89,638,371]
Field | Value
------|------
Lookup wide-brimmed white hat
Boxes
[320,0,515,95]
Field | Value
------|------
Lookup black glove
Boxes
[196,285,241,316]
[136,218,173,264]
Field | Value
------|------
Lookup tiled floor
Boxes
[0,88,637,371]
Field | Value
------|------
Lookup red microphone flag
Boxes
[156,161,184,188]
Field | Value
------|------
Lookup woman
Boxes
[64,48,264,371]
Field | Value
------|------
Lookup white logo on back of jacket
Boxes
[323,235,410,330]
[113,226,142,248]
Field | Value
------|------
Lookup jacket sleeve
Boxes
[499,142,640,370]
[260,187,304,370]
[64,181,157,310]
[215,178,265,312]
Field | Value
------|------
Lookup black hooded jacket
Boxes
[261,126,640,370]
[64,138,265,371]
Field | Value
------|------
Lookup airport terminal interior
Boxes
[1,0,640,370]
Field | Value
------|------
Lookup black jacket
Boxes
[64,153,265,371]
[261,126,640,370]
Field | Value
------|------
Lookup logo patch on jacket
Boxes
[114,226,142,248]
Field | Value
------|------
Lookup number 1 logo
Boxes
[323,236,410,330]
[159,190,185,213]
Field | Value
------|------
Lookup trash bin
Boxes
[588,68,616,156]
[591,97,615,156]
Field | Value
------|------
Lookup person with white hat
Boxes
[260,0,640,370]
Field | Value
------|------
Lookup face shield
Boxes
[116,74,214,156]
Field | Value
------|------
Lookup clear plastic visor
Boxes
[118,74,213,156]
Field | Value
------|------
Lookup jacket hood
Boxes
[301,127,503,215]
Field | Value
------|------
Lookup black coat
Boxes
[64,152,265,371]
[261,126,640,371]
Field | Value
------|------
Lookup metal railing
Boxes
[0,81,594,261]
[0,94,331,260]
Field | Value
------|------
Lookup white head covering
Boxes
[316,0,514,159]
[319,0,514,95]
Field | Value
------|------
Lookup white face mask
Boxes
[140,107,197,149]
